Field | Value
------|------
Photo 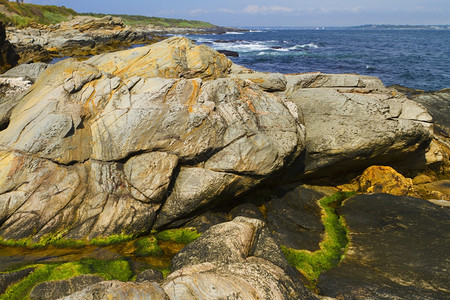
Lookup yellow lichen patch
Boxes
[357,165,417,196]
[186,80,200,113]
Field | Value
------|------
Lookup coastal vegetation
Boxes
[81,13,215,28]
[0,0,76,27]
[0,0,215,29]
[281,191,356,288]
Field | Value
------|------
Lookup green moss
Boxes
[1,264,53,300]
[281,191,356,287]
[0,232,135,249]
[154,228,201,244]
[1,258,134,299]
[135,236,163,257]
[79,258,132,282]
[89,233,136,247]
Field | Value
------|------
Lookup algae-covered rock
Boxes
[357,165,416,196]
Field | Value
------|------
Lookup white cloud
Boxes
[243,5,294,14]
[189,8,209,15]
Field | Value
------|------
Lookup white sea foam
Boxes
[225,32,244,35]
[212,41,271,52]
[289,43,319,49]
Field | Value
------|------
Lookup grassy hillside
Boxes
[81,13,216,28]
[0,0,77,28]
[0,1,216,29]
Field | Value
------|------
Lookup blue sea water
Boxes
[186,29,450,91]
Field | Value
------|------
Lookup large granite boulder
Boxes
[318,194,450,299]
[163,217,318,300]
[0,37,305,240]
[280,72,433,180]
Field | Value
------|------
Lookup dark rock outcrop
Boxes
[318,193,450,299]
[135,269,164,283]
[217,49,239,57]
[0,22,18,73]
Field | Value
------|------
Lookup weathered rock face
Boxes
[1,62,48,83]
[280,73,433,180]
[318,194,450,299]
[0,37,305,240]
[164,217,318,300]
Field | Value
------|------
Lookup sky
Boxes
[23,1,450,27]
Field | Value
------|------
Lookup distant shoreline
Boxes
[235,25,450,30]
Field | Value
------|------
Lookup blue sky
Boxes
[24,1,450,27]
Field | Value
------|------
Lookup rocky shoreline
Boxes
[0,17,448,300]
[4,15,242,66]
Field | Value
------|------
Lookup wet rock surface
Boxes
[29,275,104,300]
[318,193,450,299]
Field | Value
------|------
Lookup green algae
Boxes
[135,236,163,257]
[0,228,202,299]
[1,259,134,300]
[281,191,356,288]
[154,228,201,244]
[0,232,136,249]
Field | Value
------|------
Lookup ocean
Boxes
[186,29,450,91]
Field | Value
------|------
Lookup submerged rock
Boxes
[318,194,450,299]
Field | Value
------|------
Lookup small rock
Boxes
[135,269,164,283]
[217,49,239,57]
